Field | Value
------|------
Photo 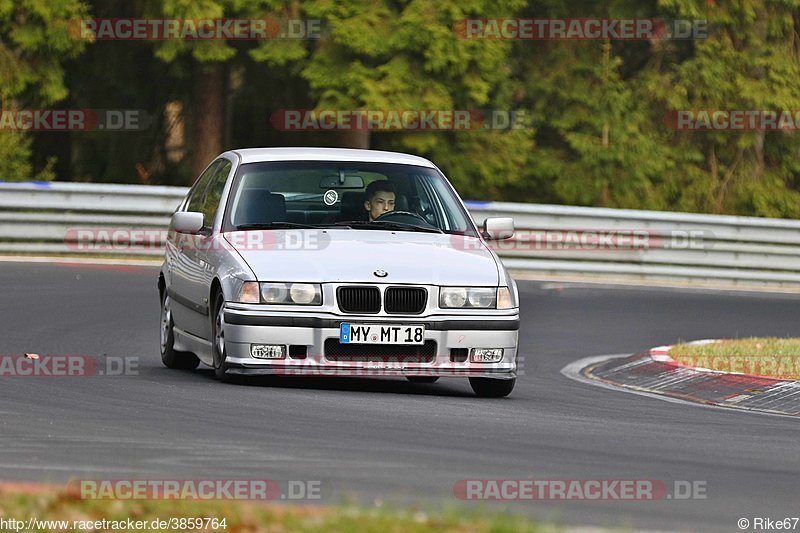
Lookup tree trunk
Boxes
[338,111,370,148]
[190,62,224,181]
[338,129,370,149]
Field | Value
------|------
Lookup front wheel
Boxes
[469,377,515,398]
[160,294,200,370]
[211,292,233,382]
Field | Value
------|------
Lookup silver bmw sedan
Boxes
[158,148,520,397]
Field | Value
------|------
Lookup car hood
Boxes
[222,229,499,285]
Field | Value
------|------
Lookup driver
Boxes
[363,180,396,222]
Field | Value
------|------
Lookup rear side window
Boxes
[199,160,232,227]
[185,160,221,213]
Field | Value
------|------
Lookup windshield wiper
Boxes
[334,220,443,234]
[235,222,318,230]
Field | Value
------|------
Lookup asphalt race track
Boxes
[2,261,799,532]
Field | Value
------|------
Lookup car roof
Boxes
[229,147,436,168]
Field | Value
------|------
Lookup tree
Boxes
[151,0,239,179]
[152,0,330,180]
[0,0,88,181]
[249,0,534,192]
[651,0,800,217]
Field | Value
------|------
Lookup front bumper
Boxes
[222,306,520,379]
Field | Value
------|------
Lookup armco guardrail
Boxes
[465,201,800,287]
[0,182,185,257]
[2,181,800,288]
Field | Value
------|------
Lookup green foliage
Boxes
[3,0,800,217]
[647,0,800,216]
[0,0,87,181]
[0,131,55,182]
[150,0,236,62]
[521,39,678,209]
[283,0,535,195]
[0,0,89,103]
[296,0,525,109]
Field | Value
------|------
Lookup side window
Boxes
[185,160,221,213]
[199,160,232,227]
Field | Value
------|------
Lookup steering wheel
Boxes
[375,210,432,226]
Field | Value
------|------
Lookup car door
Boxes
[168,159,221,337]
[179,158,234,338]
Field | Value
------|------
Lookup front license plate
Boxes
[340,323,425,345]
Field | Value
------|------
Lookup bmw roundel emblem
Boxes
[374,269,388,278]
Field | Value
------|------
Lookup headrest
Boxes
[237,190,286,225]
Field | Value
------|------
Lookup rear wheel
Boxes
[211,291,233,382]
[406,376,439,384]
[469,377,515,398]
[160,293,200,370]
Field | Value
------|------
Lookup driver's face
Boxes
[365,192,395,222]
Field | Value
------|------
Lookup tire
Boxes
[469,377,515,398]
[160,293,200,370]
[211,291,233,382]
[406,376,439,384]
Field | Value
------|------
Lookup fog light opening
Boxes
[449,348,469,363]
[289,345,308,359]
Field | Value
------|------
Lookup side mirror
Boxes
[173,211,204,234]
[483,217,514,240]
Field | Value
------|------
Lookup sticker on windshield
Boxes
[323,189,339,205]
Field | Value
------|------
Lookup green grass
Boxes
[0,487,558,533]
[668,338,800,379]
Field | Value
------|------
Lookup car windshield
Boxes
[223,161,478,236]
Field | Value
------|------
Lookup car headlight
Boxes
[440,287,467,308]
[261,283,289,303]
[439,287,497,308]
[237,281,322,305]
[289,283,319,304]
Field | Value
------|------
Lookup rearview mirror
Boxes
[173,211,204,234]
[483,217,514,240]
[319,174,365,189]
